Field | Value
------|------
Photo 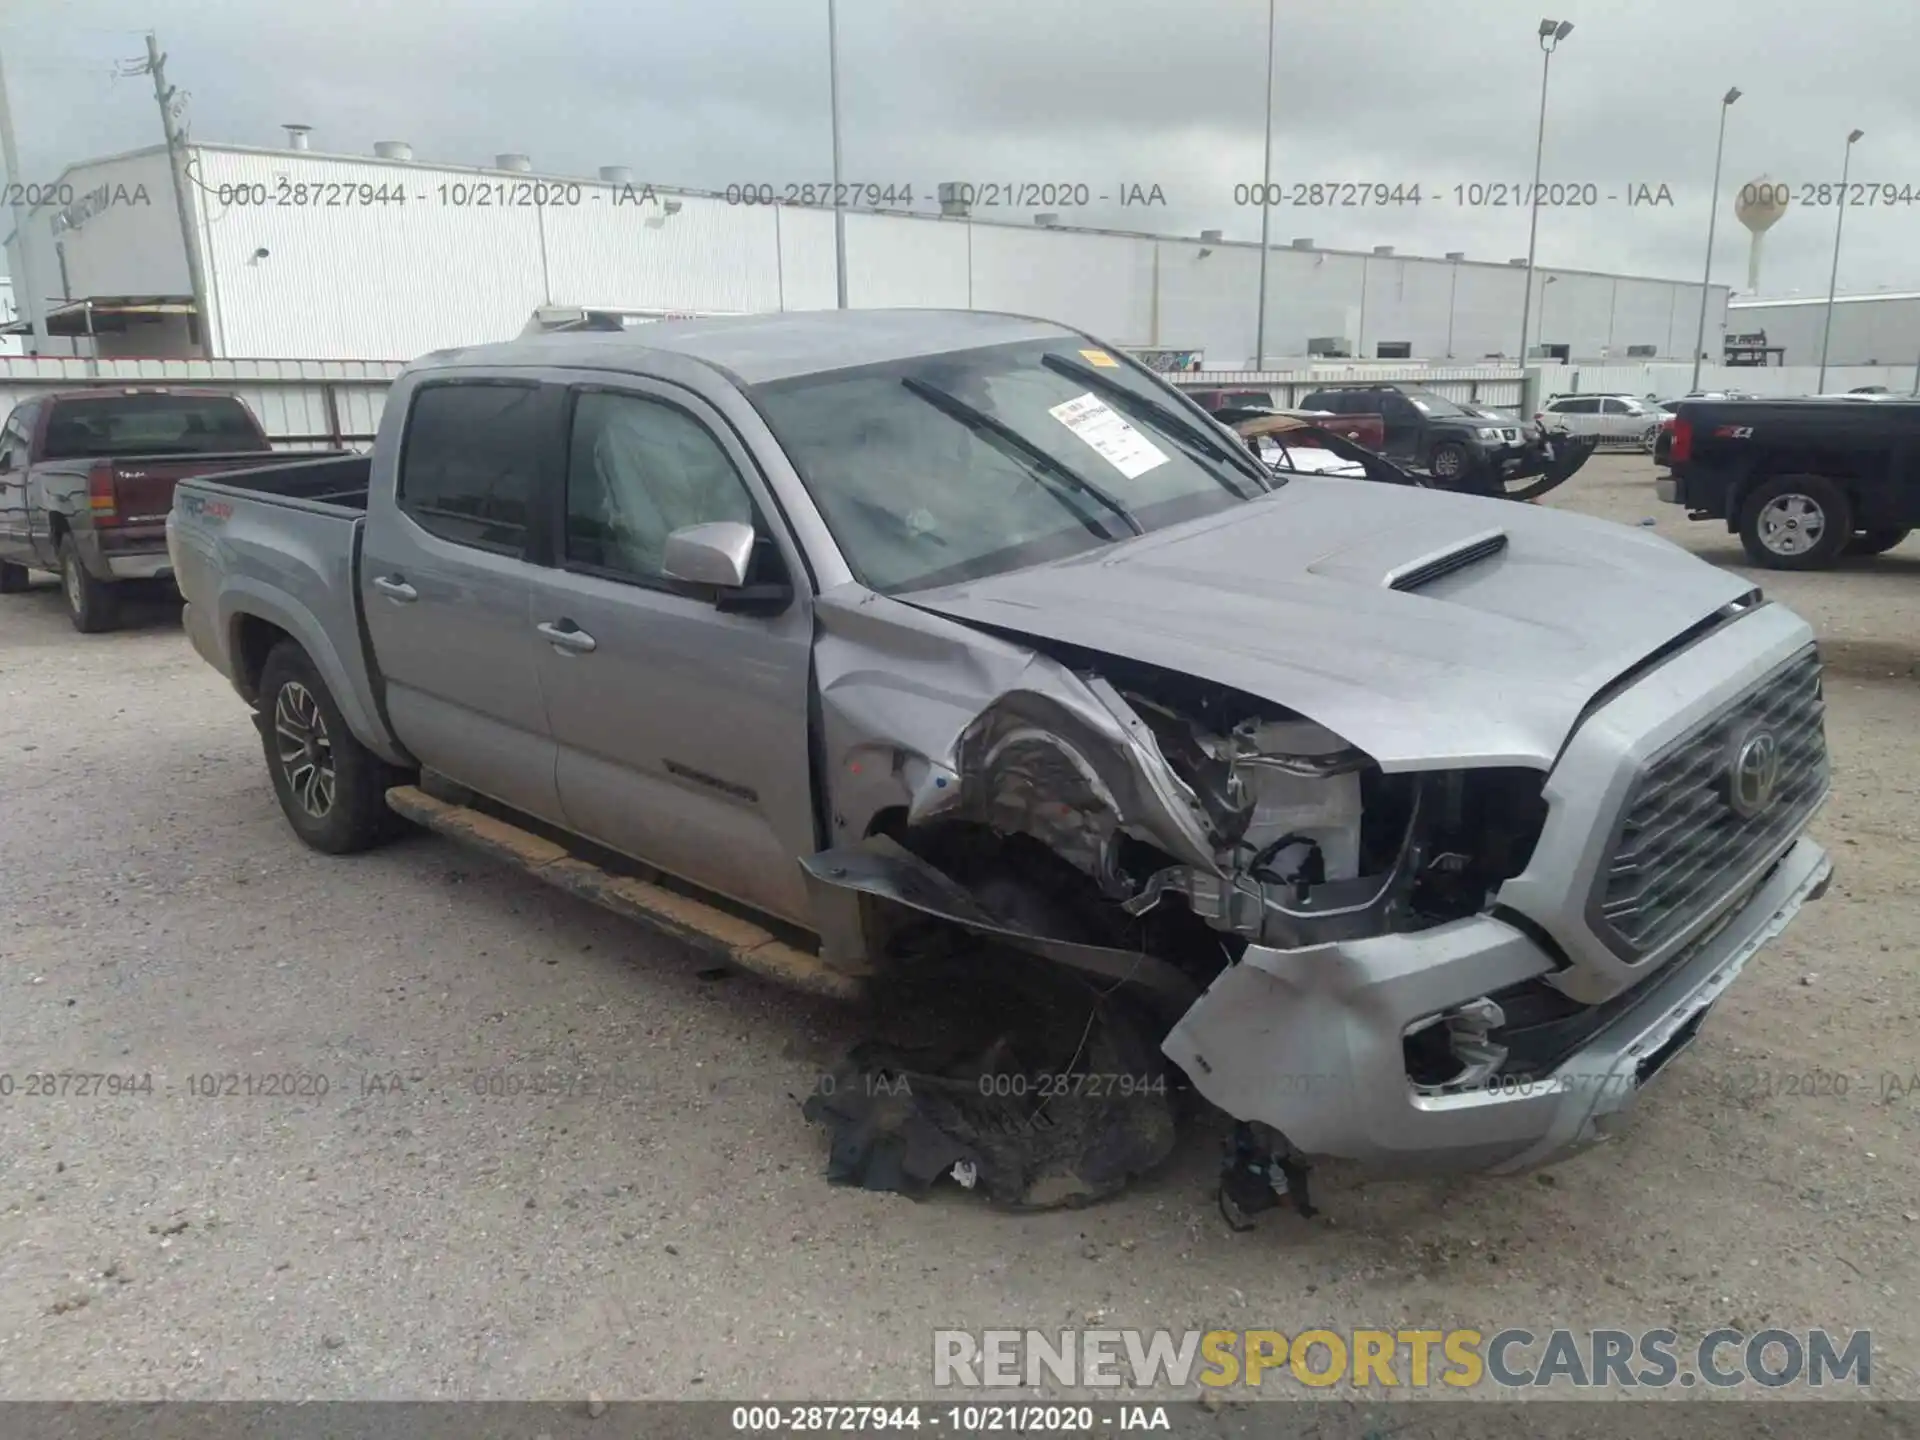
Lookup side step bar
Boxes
[385,786,868,1002]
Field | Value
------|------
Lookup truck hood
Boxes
[903,477,1754,771]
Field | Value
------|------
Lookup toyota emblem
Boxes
[1726,727,1782,818]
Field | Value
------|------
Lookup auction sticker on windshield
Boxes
[1079,348,1120,367]
[1048,393,1169,479]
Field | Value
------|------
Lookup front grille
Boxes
[1593,645,1827,957]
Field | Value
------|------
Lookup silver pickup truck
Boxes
[169,309,1833,1212]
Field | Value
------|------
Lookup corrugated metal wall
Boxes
[154,145,1732,366]
[1725,297,1920,368]
[52,151,185,300]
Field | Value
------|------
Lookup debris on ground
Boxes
[802,947,1178,1210]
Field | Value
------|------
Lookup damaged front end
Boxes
[801,599,1552,1210]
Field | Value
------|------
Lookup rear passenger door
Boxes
[525,378,819,926]
[1549,397,1600,438]
[1376,393,1422,460]
[360,377,566,823]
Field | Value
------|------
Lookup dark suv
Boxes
[1298,384,1530,492]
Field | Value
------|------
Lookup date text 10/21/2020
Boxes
[1232,181,1678,208]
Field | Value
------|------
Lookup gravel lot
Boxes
[1,453,1915,1403]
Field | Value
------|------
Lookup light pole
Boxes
[1252,0,1276,368]
[1816,128,1865,392]
[827,0,848,309]
[1514,18,1573,366]
[1690,87,1741,392]
[1537,274,1557,358]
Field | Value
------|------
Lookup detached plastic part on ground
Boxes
[801,949,1179,1210]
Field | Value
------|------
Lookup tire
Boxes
[58,536,120,633]
[1737,474,1854,570]
[257,639,407,854]
[1428,441,1472,484]
[1847,526,1912,557]
[0,559,29,594]
[1640,424,1661,453]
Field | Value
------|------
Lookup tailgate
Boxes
[108,452,278,526]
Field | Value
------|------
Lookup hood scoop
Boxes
[1383,528,1508,593]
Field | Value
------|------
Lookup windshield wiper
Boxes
[1041,353,1272,498]
[899,376,1144,537]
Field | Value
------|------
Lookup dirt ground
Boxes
[0,452,1915,1404]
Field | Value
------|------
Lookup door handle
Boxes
[537,620,597,654]
[373,575,417,602]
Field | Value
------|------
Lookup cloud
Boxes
[9,0,1917,295]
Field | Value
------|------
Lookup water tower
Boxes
[1735,177,1790,293]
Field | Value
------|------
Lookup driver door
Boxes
[525,377,819,926]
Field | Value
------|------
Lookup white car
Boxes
[1538,394,1667,452]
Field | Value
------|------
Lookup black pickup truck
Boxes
[1658,396,1919,569]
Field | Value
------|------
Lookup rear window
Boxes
[41,394,266,460]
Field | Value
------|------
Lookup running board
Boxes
[384,786,867,1002]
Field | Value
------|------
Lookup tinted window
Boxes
[398,383,543,553]
[1553,397,1600,414]
[564,390,755,582]
[40,394,265,460]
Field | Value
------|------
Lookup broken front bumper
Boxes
[1161,835,1831,1176]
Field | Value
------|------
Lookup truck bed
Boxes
[171,454,393,762]
[192,453,372,512]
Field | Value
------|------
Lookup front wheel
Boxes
[59,536,120,633]
[257,640,408,854]
[1640,424,1661,453]
[1428,441,1472,483]
[1847,526,1912,557]
[1738,474,1854,570]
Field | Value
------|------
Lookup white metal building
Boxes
[1725,293,1920,370]
[4,135,1730,368]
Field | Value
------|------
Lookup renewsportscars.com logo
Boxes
[933,1327,1872,1391]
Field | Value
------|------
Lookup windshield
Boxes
[1402,390,1469,417]
[42,394,265,460]
[750,339,1267,593]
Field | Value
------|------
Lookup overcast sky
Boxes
[7,0,1918,297]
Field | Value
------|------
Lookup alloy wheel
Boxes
[273,681,337,817]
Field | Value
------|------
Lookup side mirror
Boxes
[662,521,754,590]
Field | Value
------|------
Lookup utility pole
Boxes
[826,0,848,309]
[1252,0,1275,369]
[0,46,48,350]
[143,34,212,357]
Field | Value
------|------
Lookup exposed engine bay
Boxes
[802,638,1556,1219]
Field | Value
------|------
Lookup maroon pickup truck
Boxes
[0,388,293,632]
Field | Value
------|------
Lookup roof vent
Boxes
[283,124,312,151]
[373,141,412,161]
[1509,257,1529,266]
[599,165,633,185]
[1290,237,1314,249]
[1445,251,1466,260]
[496,153,532,173]
[1373,245,1395,256]
[937,182,971,217]
[1034,212,1061,227]
[1199,228,1224,244]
